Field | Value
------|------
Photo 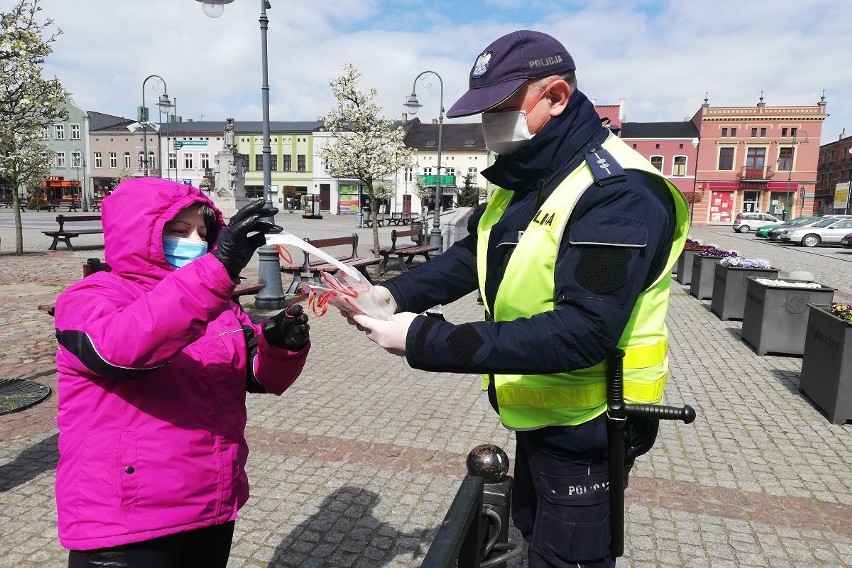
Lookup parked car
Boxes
[732,212,780,233]
[764,216,826,241]
[754,215,822,239]
[841,232,852,248]
[778,216,852,247]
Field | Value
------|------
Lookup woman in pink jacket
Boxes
[54,178,310,567]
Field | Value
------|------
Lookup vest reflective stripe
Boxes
[477,134,690,429]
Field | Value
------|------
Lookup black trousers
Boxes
[68,521,235,568]
[511,416,658,568]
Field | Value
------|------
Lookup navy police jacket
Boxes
[384,89,675,383]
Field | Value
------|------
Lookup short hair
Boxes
[534,72,577,90]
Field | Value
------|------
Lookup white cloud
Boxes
[37,0,852,141]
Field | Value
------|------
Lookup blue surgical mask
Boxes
[163,236,208,269]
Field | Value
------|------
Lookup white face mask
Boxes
[482,110,534,156]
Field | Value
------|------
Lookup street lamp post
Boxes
[690,137,700,226]
[404,71,444,249]
[139,74,174,177]
[73,149,88,211]
[197,0,287,310]
[781,129,808,219]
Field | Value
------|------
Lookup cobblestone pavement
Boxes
[0,213,850,567]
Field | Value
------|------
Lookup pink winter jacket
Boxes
[54,178,308,550]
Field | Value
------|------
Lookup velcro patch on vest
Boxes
[446,323,484,365]
[575,247,631,294]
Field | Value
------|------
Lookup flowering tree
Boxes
[0,0,69,254]
[320,64,414,258]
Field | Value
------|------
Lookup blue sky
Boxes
[34,0,852,143]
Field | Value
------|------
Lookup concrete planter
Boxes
[799,304,852,424]
[689,255,723,300]
[710,264,779,321]
[741,278,835,356]
[676,249,701,285]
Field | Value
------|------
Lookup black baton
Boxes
[605,349,697,561]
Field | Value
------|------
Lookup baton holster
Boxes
[606,348,696,560]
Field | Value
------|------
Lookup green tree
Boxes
[320,64,414,258]
[458,172,482,207]
[0,0,68,254]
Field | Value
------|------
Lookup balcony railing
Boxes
[738,166,775,181]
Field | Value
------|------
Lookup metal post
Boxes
[252,0,287,310]
[140,74,173,178]
[405,71,444,250]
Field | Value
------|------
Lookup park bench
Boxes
[279,233,380,294]
[43,214,103,250]
[37,258,265,316]
[375,227,439,275]
[386,212,414,226]
[1,199,26,211]
[363,213,386,228]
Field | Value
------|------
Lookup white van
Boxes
[732,212,780,233]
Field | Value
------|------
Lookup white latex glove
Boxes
[371,285,398,314]
[348,311,418,356]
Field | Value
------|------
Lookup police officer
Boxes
[344,30,689,567]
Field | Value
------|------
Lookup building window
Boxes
[751,127,758,137]
[778,147,794,171]
[760,127,767,137]
[650,156,663,171]
[54,124,65,140]
[405,167,414,182]
[745,147,766,170]
[297,155,306,172]
[169,153,177,169]
[655,144,660,149]
[95,152,102,168]
[40,126,49,140]
[444,167,455,177]
[56,152,66,168]
[124,152,131,168]
[423,167,433,176]
[782,127,788,137]
[109,152,117,168]
[255,154,263,171]
[672,156,687,177]
[149,152,156,170]
[468,167,478,177]
[71,151,83,168]
[184,153,193,169]
[138,152,145,169]
[70,124,80,139]
[282,155,292,171]
[730,128,737,137]
[721,128,728,137]
[718,147,734,170]
[201,153,210,170]
[270,154,277,171]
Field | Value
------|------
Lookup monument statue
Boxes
[209,118,249,218]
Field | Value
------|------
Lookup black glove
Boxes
[213,199,281,282]
[263,303,310,351]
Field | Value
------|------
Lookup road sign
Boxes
[173,141,183,150]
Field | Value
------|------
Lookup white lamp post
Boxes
[139,75,174,177]
[197,0,286,310]
[73,149,87,211]
[690,137,699,226]
[404,71,444,249]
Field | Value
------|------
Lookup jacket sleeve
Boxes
[383,207,483,313]
[235,308,309,396]
[54,254,234,377]
[404,174,676,374]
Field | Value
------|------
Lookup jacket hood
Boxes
[102,178,224,283]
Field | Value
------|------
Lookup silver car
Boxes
[732,212,780,233]
[778,216,852,247]
[766,215,829,241]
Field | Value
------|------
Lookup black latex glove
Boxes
[213,199,281,282]
[263,303,310,351]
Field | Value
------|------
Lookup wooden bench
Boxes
[386,212,414,226]
[279,233,380,294]
[1,199,26,211]
[43,214,103,250]
[375,227,440,275]
[363,213,386,228]
[37,259,265,315]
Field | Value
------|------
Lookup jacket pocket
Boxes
[116,430,139,510]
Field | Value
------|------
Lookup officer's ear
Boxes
[546,80,571,117]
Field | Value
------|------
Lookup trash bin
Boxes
[410,220,424,244]
[356,211,364,229]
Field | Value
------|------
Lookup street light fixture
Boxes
[72,149,89,212]
[690,137,699,226]
[404,71,444,249]
[139,75,174,176]
[197,0,286,310]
